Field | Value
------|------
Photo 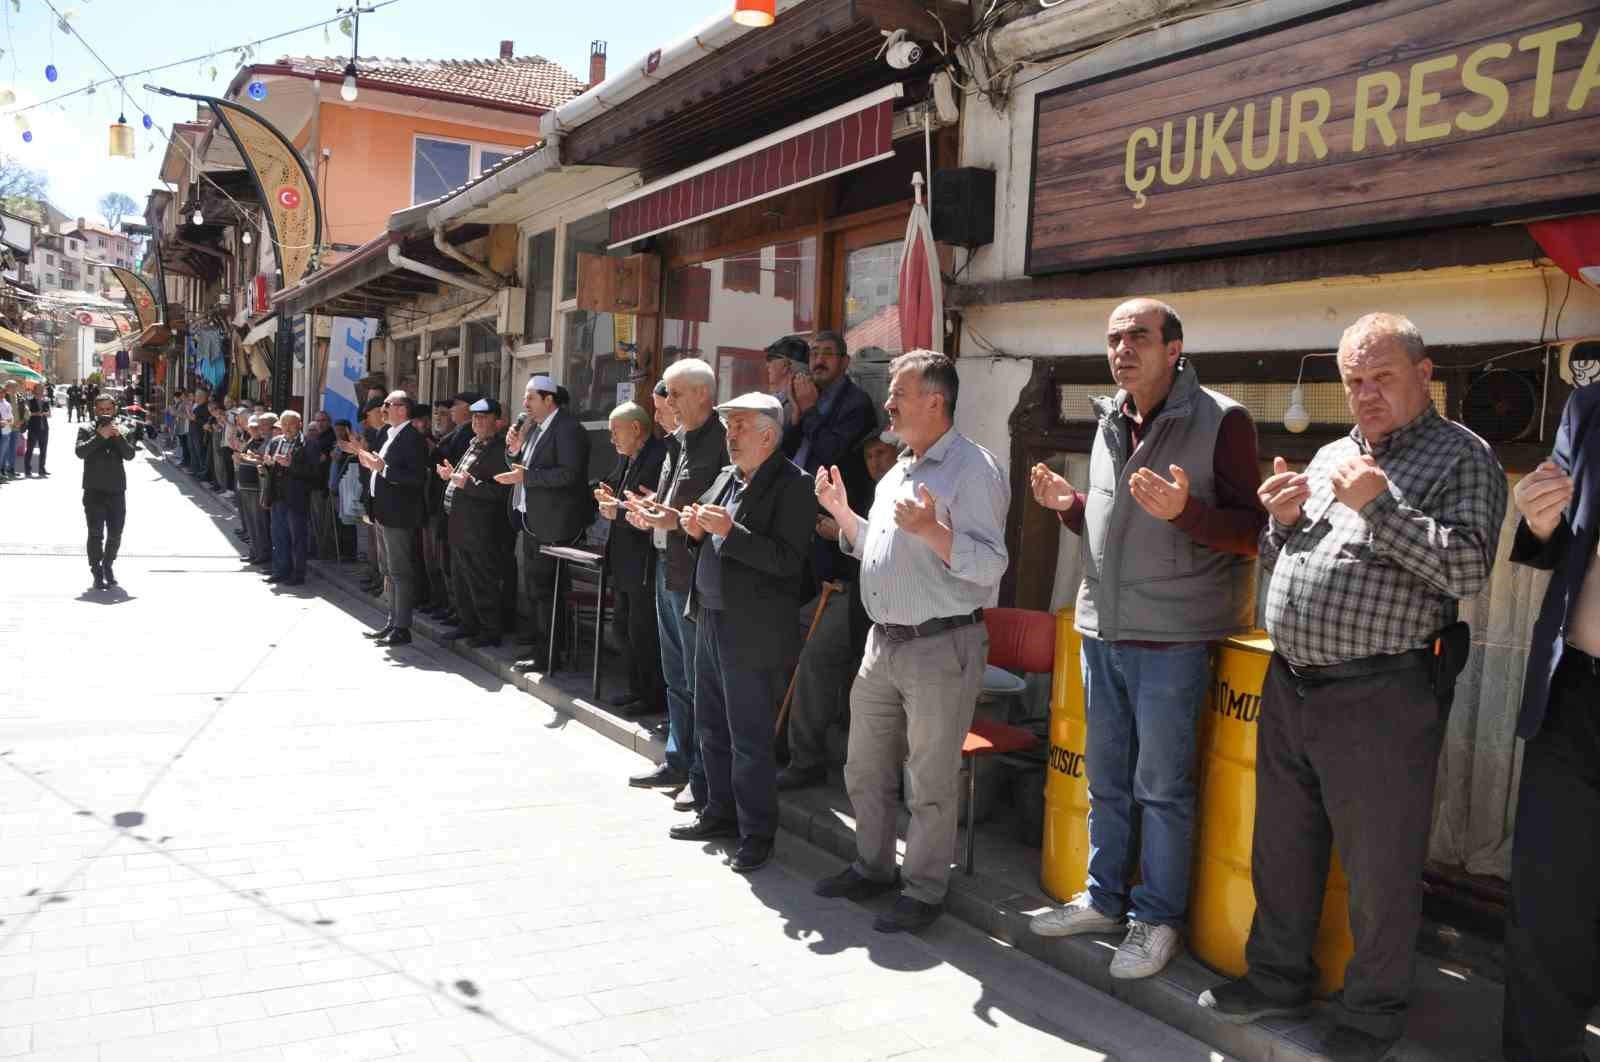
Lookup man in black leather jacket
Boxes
[75,392,137,590]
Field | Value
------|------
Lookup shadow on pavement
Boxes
[75,587,135,605]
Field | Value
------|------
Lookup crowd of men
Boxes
[0,378,54,479]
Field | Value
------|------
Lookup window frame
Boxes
[409,134,526,206]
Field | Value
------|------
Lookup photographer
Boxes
[75,393,137,590]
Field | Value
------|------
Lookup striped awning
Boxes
[607,84,904,249]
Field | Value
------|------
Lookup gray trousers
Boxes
[787,590,855,772]
[1244,654,1443,1040]
[844,622,987,905]
[378,523,417,630]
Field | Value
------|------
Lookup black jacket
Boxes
[370,422,430,529]
[75,425,136,492]
[783,376,879,583]
[264,434,325,512]
[656,416,729,593]
[686,451,817,661]
[446,430,512,536]
[439,422,474,465]
[509,408,595,543]
[602,434,668,594]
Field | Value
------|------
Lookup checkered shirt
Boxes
[1262,407,1507,667]
[443,434,489,514]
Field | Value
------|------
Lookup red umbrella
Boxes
[897,172,943,353]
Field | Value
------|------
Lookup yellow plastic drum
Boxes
[1041,609,1089,903]
[1190,632,1354,996]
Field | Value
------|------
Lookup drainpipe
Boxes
[432,226,507,287]
[386,244,496,297]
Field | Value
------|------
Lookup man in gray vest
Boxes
[1027,298,1266,980]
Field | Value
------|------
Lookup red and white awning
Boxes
[607,84,904,249]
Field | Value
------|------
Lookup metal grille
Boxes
[1055,381,1447,426]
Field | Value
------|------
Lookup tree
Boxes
[98,192,139,230]
[0,152,49,218]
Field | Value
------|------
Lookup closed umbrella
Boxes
[0,360,45,383]
[897,171,943,353]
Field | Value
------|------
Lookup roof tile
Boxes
[275,54,586,110]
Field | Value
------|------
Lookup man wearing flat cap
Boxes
[766,336,811,430]
[596,401,668,715]
[668,391,816,875]
[438,397,514,646]
[497,374,594,672]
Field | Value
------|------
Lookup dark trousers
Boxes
[269,503,309,580]
[176,431,190,465]
[422,520,450,609]
[24,423,46,474]
[1243,654,1443,1040]
[450,511,505,636]
[518,528,573,654]
[1504,656,1600,1062]
[694,608,784,841]
[83,488,126,571]
[239,487,270,561]
[614,580,664,710]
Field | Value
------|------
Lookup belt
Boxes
[1562,644,1600,678]
[876,608,983,644]
[1283,647,1430,684]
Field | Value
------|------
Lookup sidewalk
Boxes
[162,439,1520,1062]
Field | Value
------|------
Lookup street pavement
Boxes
[0,423,1224,1062]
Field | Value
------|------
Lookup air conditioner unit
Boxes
[495,286,526,337]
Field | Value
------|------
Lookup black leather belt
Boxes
[877,609,983,644]
[1562,644,1600,678]
[1284,647,1431,684]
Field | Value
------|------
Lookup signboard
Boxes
[1026,0,1600,275]
[322,317,377,427]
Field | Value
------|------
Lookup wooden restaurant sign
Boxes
[1025,0,1600,275]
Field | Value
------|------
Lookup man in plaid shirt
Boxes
[1198,313,1506,1062]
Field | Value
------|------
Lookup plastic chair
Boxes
[959,608,1054,874]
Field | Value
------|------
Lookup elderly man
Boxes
[621,359,727,807]
[1027,299,1265,979]
[497,375,593,673]
[75,392,138,590]
[439,397,513,647]
[667,392,816,873]
[596,401,668,716]
[1502,384,1600,1062]
[262,411,323,587]
[765,336,810,428]
[358,391,431,646]
[1196,313,1505,1061]
[234,414,274,568]
[812,351,1009,933]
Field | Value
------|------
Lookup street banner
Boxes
[323,317,376,426]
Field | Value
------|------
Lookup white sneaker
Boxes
[1108,920,1181,979]
[1029,892,1125,938]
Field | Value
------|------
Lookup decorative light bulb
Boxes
[192,207,205,226]
[1283,386,1311,434]
[247,80,268,102]
[340,63,358,102]
[44,64,58,82]
[0,88,14,107]
[142,114,152,129]
[14,114,30,141]
[241,231,253,245]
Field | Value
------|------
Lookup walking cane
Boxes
[775,580,844,736]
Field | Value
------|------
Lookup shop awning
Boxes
[0,325,41,360]
[242,315,279,348]
[607,83,903,248]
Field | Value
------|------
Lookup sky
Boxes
[0,0,733,226]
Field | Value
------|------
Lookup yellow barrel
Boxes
[1190,632,1354,996]
[1040,609,1089,903]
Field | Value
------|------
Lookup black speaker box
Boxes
[930,168,996,248]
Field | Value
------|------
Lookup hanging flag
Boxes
[108,266,159,331]
[897,172,943,354]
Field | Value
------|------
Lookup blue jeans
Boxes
[0,429,14,474]
[654,561,704,800]
[270,503,309,580]
[1081,637,1210,927]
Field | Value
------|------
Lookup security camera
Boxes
[877,29,923,70]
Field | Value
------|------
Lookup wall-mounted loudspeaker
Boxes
[931,168,996,249]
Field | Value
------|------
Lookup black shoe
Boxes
[1196,978,1312,1025]
[374,628,412,647]
[668,815,739,842]
[467,633,503,648]
[629,764,687,790]
[91,570,106,591]
[264,575,285,584]
[873,895,942,934]
[440,627,478,642]
[1317,1026,1398,1062]
[776,765,827,791]
[814,866,901,901]
[233,528,249,538]
[362,625,395,640]
[101,564,117,586]
[672,790,704,814]
[727,837,774,874]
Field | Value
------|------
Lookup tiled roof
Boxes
[275,54,586,111]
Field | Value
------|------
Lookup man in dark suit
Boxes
[358,392,429,647]
[496,374,594,673]
[75,392,137,590]
[262,411,324,587]
[668,392,817,874]
[439,398,512,647]
[422,393,479,622]
[1505,382,1600,1062]
[595,401,667,716]
[23,383,50,477]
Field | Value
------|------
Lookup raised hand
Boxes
[1330,454,1389,513]
[623,488,679,530]
[1029,462,1076,511]
[814,465,850,519]
[1129,464,1190,521]
[1513,459,1574,542]
[1259,455,1311,526]
[680,504,706,541]
[894,483,942,538]
[697,503,734,537]
[436,460,454,482]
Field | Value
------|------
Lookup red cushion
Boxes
[963,717,1038,757]
[984,608,1055,675]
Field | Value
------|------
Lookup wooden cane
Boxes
[775,580,844,736]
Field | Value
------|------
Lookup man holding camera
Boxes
[75,393,137,590]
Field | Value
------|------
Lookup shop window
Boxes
[562,310,633,424]
[523,229,555,344]
[842,240,905,361]
[561,212,613,302]
[663,237,818,401]
[466,319,501,403]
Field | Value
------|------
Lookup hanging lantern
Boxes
[0,88,14,107]
[340,62,358,102]
[247,80,268,101]
[14,113,30,143]
[241,230,253,245]
[108,114,135,158]
[731,0,775,26]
